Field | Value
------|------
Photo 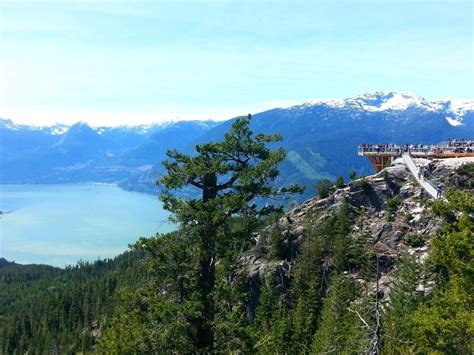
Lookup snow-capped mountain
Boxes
[0,118,220,184]
[1,92,473,198]
[291,92,474,126]
[0,118,219,137]
[0,118,70,135]
[298,91,472,112]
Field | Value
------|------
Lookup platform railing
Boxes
[358,141,474,157]
[357,145,401,155]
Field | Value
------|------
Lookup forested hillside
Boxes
[0,251,146,353]
[97,164,473,353]
[1,118,472,353]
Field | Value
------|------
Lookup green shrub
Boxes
[403,234,425,248]
[268,226,291,260]
[385,197,401,221]
[404,212,414,222]
[385,197,401,214]
[418,208,433,226]
[349,170,357,181]
[354,178,372,193]
[456,163,474,178]
[335,176,345,189]
[316,179,334,199]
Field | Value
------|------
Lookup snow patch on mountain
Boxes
[356,92,436,111]
[445,117,463,127]
[296,91,474,120]
[444,99,474,117]
[0,118,70,134]
[0,119,23,130]
[0,118,219,137]
[92,123,168,135]
[50,126,69,135]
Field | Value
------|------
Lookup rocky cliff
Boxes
[240,157,474,314]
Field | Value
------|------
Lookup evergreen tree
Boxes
[382,255,425,353]
[290,214,326,353]
[332,200,354,273]
[349,170,357,181]
[407,189,474,353]
[315,178,333,198]
[311,275,362,353]
[158,114,302,351]
[335,175,345,188]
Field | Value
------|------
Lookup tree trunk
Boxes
[195,173,217,351]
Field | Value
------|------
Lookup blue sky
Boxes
[0,0,472,126]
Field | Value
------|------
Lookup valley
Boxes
[1,1,472,352]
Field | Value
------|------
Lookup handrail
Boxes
[358,141,474,156]
[402,153,442,200]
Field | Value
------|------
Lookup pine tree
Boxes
[311,275,361,353]
[158,115,302,351]
[290,213,325,353]
[335,176,345,188]
[315,178,333,198]
[332,200,353,273]
[382,255,425,352]
[407,189,474,353]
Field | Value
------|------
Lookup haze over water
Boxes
[0,184,172,267]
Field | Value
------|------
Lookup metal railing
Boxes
[358,140,474,156]
[402,153,441,199]
[358,145,401,154]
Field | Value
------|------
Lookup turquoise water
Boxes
[0,184,173,267]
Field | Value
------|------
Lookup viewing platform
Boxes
[358,140,474,172]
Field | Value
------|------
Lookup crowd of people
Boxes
[358,144,400,154]
[358,139,474,155]
[443,139,474,153]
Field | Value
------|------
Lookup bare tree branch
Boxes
[347,308,372,331]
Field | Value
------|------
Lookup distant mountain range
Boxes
[0,119,219,186]
[2,92,473,199]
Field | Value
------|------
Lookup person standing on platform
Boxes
[437,183,443,198]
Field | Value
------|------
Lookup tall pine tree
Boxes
[159,114,302,351]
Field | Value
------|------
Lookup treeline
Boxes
[0,251,146,353]
[2,190,471,353]
[94,189,472,353]
[1,116,472,353]
[99,111,472,353]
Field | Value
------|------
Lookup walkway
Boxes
[402,153,441,200]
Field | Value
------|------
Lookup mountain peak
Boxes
[298,91,474,118]
[70,121,92,129]
[56,121,101,147]
[354,91,429,111]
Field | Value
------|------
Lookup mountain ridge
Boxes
[2,91,473,130]
[1,92,473,199]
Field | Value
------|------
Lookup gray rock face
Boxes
[239,157,471,315]
[430,157,474,190]
[379,159,411,180]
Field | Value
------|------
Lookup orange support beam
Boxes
[366,154,396,172]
